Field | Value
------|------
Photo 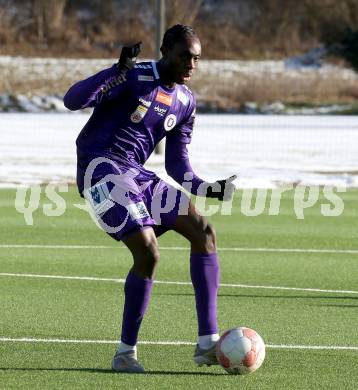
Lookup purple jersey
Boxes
[64,61,206,194]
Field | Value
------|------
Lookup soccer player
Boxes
[64,24,236,373]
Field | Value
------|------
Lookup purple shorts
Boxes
[81,157,189,241]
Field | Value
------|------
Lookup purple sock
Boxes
[120,271,153,346]
[190,252,220,336]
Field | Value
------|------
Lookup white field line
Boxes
[0,337,357,351]
[0,272,357,295]
[1,244,358,255]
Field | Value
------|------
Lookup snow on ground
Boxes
[1,55,356,81]
[1,55,357,113]
[1,113,357,188]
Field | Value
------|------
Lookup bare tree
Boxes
[166,0,202,28]
[32,0,67,42]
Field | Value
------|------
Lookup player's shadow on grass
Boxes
[0,367,225,376]
[218,294,358,301]
[157,292,358,300]
[137,370,225,376]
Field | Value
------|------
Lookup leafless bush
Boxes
[0,0,358,59]
[166,0,202,27]
[2,55,357,110]
[190,70,358,110]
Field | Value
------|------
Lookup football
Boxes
[216,327,265,375]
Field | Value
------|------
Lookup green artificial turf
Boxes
[0,187,357,389]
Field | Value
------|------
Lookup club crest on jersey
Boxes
[154,105,167,116]
[130,105,148,123]
[156,91,172,106]
[138,97,151,108]
[164,114,177,131]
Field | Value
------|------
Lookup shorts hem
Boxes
[111,224,154,242]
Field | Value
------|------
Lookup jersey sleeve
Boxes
[63,64,131,110]
[165,100,208,195]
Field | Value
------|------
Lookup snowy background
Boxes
[1,53,357,189]
[1,113,357,189]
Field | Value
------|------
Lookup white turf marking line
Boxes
[0,337,357,351]
[1,272,357,295]
[1,244,358,255]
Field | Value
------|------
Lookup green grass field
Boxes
[0,187,357,389]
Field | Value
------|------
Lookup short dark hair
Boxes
[162,24,198,49]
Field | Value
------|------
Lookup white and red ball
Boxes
[216,327,265,375]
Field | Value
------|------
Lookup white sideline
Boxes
[1,244,358,254]
[0,337,357,351]
[0,272,357,295]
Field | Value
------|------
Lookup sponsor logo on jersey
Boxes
[154,105,167,116]
[138,75,154,82]
[97,74,127,103]
[155,91,173,106]
[138,97,151,107]
[177,90,189,106]
[126,201,150,220]
[130,105,148,123]
[164,114,177,131]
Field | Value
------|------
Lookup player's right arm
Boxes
[63,42,141,111]
[63,66,126,110]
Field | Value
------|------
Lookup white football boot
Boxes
[193,343,219,367]
[112,350,145,373]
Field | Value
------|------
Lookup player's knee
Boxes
[133,239,160,279]
[204,223,216,253]
[144,240,160,268]
[195,219,216,253]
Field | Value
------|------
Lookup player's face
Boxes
[166,36,201,84]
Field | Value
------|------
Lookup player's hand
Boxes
[118,42,142,70]
[206,175,237,201]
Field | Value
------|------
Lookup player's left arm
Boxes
[165,105,236,201]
